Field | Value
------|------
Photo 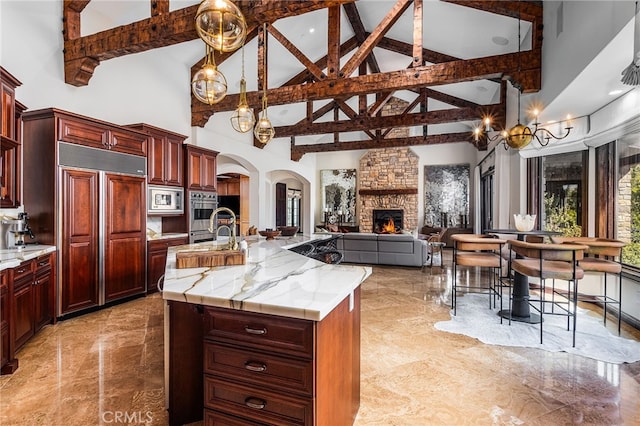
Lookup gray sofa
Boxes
[332,232,428,267]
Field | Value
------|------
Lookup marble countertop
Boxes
[161,234,371,321]
[0,245,57,271]
[147,232,189,241]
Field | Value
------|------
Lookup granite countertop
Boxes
[162,234,371,321]
[0,245,57,271]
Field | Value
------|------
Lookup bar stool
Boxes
[451,234,506,316]
[508,240,588,347]
[551,236,626,334]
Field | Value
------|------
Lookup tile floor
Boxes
[1,256,639,425]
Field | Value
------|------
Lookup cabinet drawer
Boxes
[148,237,188,252]
[58,117,108,148]
[35,254,52,274]
[12,260,33,283]
[204,307,314,358]
[109,129,146,156]
[204,409,265,426]
[204,376,312,426]
[204,342,313,396]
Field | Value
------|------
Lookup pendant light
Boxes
[254,23,275,144]
[230,43,255,133]
[477,1,572,150]
[191,44,227,105]
[195,0,247,53]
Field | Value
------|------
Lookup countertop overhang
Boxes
[0,245,57,271]
[161,234,371,321]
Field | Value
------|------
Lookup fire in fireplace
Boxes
[373,209,403,233]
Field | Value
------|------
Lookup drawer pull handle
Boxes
[245,397,266,410]
[244,326,267,335]
[244,361,267,372]
[38,261,48,266]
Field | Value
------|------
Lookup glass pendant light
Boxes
[230,44,255,133]
[254,24,275,144]
[195,0,247,53]
[191,44,227,105]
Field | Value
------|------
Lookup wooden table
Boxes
[485,229,561,324]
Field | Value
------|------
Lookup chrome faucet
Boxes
[208,207,238,250]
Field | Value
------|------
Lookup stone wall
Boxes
[358,147,419,232]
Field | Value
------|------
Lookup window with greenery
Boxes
[541,151,586,236]
[617,131,640,268]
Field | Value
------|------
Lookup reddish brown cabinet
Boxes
[167,287,361,426]
[22,108,148,318]
[0,270,11,373]
[185,145,218,191]
[147,236,188,293]
[0,67,23,208]
[126,124,186,187]
[8,252,55,354]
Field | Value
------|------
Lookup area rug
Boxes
[434,294,640,364]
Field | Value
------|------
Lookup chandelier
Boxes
[475,2,572,150]
[230,43,255,133]
[254,23,275,144]
[191,44,227,105]
[195,0,247,53]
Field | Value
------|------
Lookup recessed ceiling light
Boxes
[309,28,315,34]
[608,89,623,96]
[492,36,509,46]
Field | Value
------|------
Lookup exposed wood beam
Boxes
[290,132,478,161]
[412,0,423,67]
[327,5,341,79]
[342,2,380,74]
[376,36,460,64]
[267,24,326,81]
[335,100,376,139]
[340,0,412,78]
[274,106,489,138]
[65,0,90,13]
[282,36,359,86]
[64,0,355,86]
[151,0,169,16]
[192,48,540,125]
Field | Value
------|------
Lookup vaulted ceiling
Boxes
[62,0,543,159]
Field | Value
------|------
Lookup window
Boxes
[617,131,640,268]
[540,151,586,236]
[286,189,301,227]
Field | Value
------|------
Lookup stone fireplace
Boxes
[372,209,403,233]
[358,147,419,233]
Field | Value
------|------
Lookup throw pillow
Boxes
[327,224,339,233]
[339,227,350,233]
[315,227,329,233]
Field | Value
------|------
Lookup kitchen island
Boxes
[162,235,371,426]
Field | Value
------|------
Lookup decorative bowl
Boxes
[277,226,299,236]
[514,214,536,232]
[258,230,281,240]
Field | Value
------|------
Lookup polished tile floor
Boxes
[1,255,639,425]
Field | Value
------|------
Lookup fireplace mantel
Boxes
[358,188,418,196]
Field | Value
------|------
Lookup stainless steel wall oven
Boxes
[189,190,217,243]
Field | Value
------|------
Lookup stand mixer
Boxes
[0,212,36,249]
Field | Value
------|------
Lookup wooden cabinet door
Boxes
[1,80,16,139]
[61,168,100,315]
[1,271,9,368]
[186,149,203,190]
[109,129,146,156]
[147,133,166,185]
[202,153,217,191]
[165,136,183,186]
[0,137,19,208]
[147,237,187,293]
[104,173,146,302]
[33,254,53,331]
[12,278,34,351]
[240,176,250,236]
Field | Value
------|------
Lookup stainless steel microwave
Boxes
[147,185,184,215]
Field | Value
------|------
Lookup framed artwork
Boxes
[321,169,357,224]
[424,164,469,227]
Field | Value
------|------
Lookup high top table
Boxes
[485,229,561,324]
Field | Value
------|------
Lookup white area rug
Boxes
[434,293,640,364]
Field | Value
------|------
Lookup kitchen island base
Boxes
[167,286,361,426]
